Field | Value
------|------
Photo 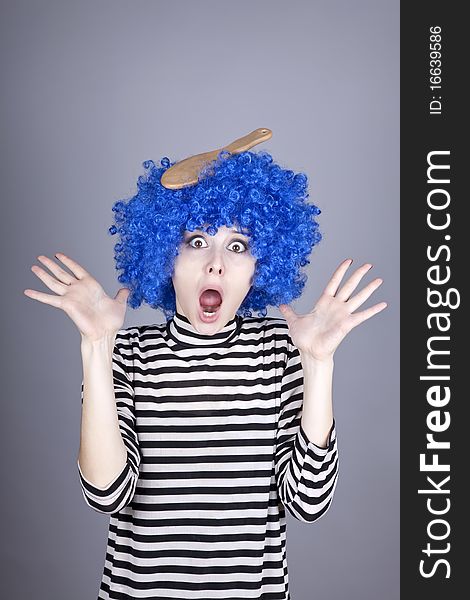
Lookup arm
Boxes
[22,251,137,514]
[299,352,334,448]
[275,341,339,524]
[77,330,141,515]
[277,258,387,522]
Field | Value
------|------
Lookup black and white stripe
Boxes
[77,312,339,600]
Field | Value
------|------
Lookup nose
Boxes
[206,250,224,276]
[207,262,224,276]
[207,266,223,275]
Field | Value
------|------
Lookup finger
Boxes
[348,301,388,329]
[31,264,70,295]
[53,253,89,280]
[347,278,383,312]
[36,255,76,284]
[23,288,63,309]
[335,263,373,302]
[323,259,353,297]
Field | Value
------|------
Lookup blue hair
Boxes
[109,149,322,320]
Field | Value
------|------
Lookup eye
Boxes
[228,239,248,253]
[187,235,208,249]
[184,233,249,253]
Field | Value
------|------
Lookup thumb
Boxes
[279,303,296,322]
[115,287,131,304]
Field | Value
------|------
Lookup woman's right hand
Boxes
[24,253,130,342]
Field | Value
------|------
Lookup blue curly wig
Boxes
[109,149,322,320]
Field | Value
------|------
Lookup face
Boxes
[171,224,257,334]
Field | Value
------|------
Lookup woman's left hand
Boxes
[279,259,388,362]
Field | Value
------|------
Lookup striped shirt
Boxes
[77,311,339,600]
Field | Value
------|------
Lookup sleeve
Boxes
[77,330,141,515]
[275,338,339,523]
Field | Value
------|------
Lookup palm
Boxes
[24,253,130,341]
[60,276,127,339]
[280,259,387,361]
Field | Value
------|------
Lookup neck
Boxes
[167,311,242,348]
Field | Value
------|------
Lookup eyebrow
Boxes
[184,227,249,237]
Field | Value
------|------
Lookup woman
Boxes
[24,149,387,599]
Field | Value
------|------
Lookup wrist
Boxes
[81,333,117,353]
[299,351,334,369]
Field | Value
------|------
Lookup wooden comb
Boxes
[160,128,272,190]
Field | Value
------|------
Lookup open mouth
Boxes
[199,288,223,320]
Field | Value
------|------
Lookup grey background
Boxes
[1,1,399,599]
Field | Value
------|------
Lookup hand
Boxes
[279,259,388,362]
[24,253,130,342]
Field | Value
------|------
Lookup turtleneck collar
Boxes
[167,311,242,348]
